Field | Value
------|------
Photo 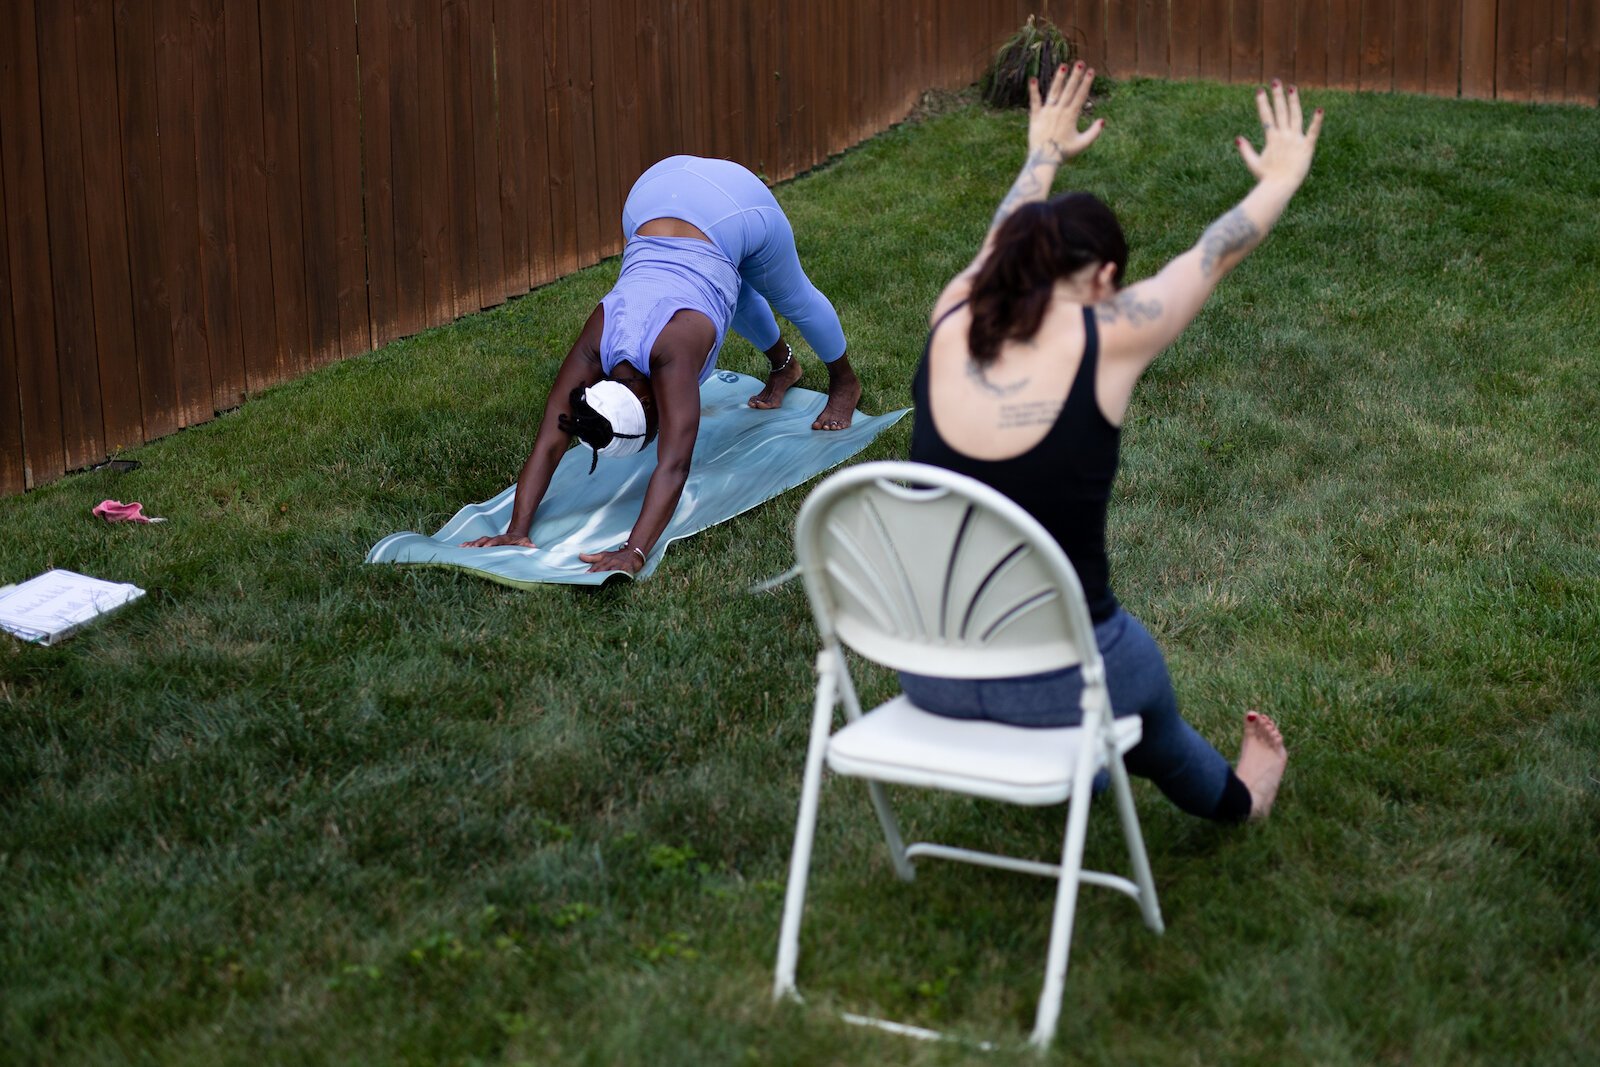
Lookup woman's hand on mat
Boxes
[1028,62,1103,165]
[459,533,536,549]
[1237,80,1323,190]
[578,547,645,574]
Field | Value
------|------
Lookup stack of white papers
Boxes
[0,569,145,645]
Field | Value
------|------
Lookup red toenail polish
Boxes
[1247,712,1258,721]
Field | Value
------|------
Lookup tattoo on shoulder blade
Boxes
[967,359,1029,397]
[1094,289,1164,327]
[1199,208,1261,275]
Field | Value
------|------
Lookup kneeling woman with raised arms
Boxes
[905,64,1322,821]
[463,155,862,573]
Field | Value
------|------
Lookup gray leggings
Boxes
[899,608,1249,821]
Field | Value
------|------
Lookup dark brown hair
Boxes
[967,192,1128,366]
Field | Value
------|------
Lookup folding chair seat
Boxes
[771,462,1164,1049]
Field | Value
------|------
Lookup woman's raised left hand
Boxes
[1028,61,1104,165]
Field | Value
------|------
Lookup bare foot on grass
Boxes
[813,353,861,431]
[1236,711,1288,821]
[749,341,803,410]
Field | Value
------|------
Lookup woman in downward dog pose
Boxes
[462,155,862,573]
[904,64,1322,821]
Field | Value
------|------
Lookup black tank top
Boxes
[910,303,1121,622]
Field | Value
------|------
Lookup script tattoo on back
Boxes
[998,399,1062,430]
[1094,290,1164,327]
[1199,208,1261,275]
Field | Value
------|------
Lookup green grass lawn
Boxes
[3,79,1597,1065]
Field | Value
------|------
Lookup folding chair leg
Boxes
[774,654,841,1001]
[1028,726,1103,1049]
[865,781,915,882]
[1106,749,1164,935]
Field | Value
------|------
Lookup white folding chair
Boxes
[771,462,1164,1049]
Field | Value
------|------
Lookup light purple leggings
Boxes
[622,155,847,362]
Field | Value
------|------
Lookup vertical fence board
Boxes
[634,2,669,170]
[1231,0,1262,83]
[1462,0,1497,96]
[1543,0,1567,101]
[1395,0,1429,92]
[193,0,246,412]
[75,0,146,445]
[1424,0,1464,96]
[1327,0,1360,88]
[1359,0,1394,91]
[292,0,336,366]
[224,0,278,393]
[115,0,179,435]
[1199,0,1231,81]
[1078,0,1108,72]
[37,0,106,465]
[1,1,65,486]
[611,0,643,199]
[155,0,213,425]
[469,2,507,301]
[1262,0,1295,80]
[1568,0,1600,103]
[492,0,530,293]
[441,0,479,317]
[541,4,579,276]
[416,0,457,322]
[588,0,623,259]
[1497,0,1541,100]
[1107,0,1138,76]
[290,0,340,370]
[0,161,23,494]
[258,0,313,377]
[357,0,400,344]
[1171,0,1201,78]
[774,1,796,173]
[328,0,370,354]
[566,0,603,262]
[1137,0,1169,77]
[520,7,557,287]
[386,0,427,335]
[1294,0,1327,86]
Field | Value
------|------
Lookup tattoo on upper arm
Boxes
[1199,208,1262,275]
[998,399,1062,430]
[1094,289,1164,327]
[966,359,1029,397]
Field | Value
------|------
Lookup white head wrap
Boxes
[581,379,649,460]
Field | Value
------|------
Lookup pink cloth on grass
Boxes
[93,499,163,524]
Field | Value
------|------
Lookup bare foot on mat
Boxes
[749,341,804,410]
[813,354,862,431]
[1236,711,1288,821]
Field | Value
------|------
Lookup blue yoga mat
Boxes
[366,370,908,587]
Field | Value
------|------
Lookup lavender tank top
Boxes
[599,235,741,384]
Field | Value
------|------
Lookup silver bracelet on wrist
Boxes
[622,543,646,565]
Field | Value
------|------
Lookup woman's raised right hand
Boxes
[1237,80,1323,190]
[1028,61,1104,165]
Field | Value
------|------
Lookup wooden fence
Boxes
[1067,0,1600,102]
[2,1,1596,496]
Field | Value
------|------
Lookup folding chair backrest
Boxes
[795,462,1100,680]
